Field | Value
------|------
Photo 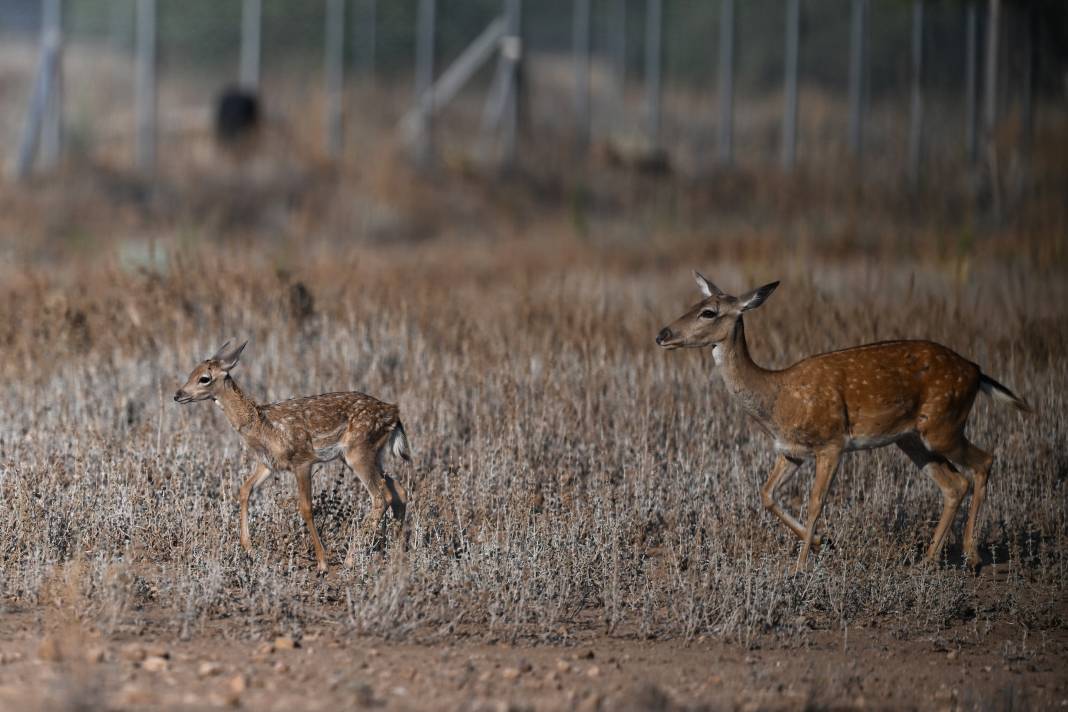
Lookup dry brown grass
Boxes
[0,196,1064,653]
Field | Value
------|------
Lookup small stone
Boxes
[0,652,24,665]
[117,683,155,706]
[120,644,147,663]
[229,674,247,695]
[37,636,62,662]
[586,665,601,679]
[273,636,297,651]
[255,642,274,656]
[142,655,169,672]
[579,649,595,660]
[501,667,521,681]
[946,650,959,661]
[517,659,533,674]
[84,646,106,664]
[556,659,571,674]
[198,661,223,678]
[707,673,723,686]
[273,660,289,674]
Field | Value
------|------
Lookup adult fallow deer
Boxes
[174,340,411,573]
[656,273,1030,572]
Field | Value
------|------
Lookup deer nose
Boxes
[656,328,673,345]
[173,390,185,402]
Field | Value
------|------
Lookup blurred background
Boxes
[0,0,1065,246]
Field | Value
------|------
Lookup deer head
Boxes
[174,339,247,404]
[655,272,779,351]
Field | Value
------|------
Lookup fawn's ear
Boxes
[693,271,726,299]
[212,340,247,371]
[739,282,780,312]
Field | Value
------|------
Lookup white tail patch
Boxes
[979,374,1032,413]
[389,422,412,462]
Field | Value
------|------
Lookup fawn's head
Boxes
[656,272,779,352]
[174,340,247,404]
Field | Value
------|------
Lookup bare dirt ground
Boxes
[2,567,1065,712]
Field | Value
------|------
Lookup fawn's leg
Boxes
[343,447,390,568]
[383,475,408,526]
[239,464,273,555]
[294,463,329,573]
[796,447,841,572]
[760,454,821,550]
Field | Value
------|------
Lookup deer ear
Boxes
[693,271,725,299]
[213,339,247,371]
[739,282,780,312]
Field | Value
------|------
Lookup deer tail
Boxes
[979,373,1032,413]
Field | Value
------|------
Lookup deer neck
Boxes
[717,316,778,423]
[215,376,265,439]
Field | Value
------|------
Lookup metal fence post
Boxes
[717,0,734,165]
[135,0,157,174]
[40,0,63,170]
[644,0,662,151]
[848,0,867,157]
[240,0,261,90]
[611,0,626,131]
[984,0,999,139]
[908,0,924,185]
[325,0,346,157]
[353,0,377,84]
[964,2,979,164]
[501,0,522,167]
[781,0,800,171]
[414,0,436,166]
[573,0,591,149]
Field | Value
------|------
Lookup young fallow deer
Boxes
[656,273,1031,572]
[174,340,411,573]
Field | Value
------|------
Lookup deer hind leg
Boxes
[239,464,273,555]
[294,463,330,573]
[899,435,970,564]
[343,446,390,568]
[760,454,821,551]
[948,439,993,569]
[796,447,842,572]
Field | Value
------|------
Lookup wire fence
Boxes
[0,0,1060,188]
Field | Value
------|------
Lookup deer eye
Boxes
[700,309,717,319]
[198,375,212,384]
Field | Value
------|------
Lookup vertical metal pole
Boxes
[573,0,591,149]
[325,0,345,157]
[907,0,924,184]
[611,0,626,128]
[353,0,377,84]
[1021,4,1036,156]
[240,0,261,91]
[964,2,978,163]
[414,0,436,166]
[781,0,800,171]
[848,0,867,157]
[501,0,522,167]
[40,0,63,170]
[644,0,662,150]
[984,0,998,140]
[717,0,734,165]
[135,0,157,174]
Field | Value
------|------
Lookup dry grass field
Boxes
[0,124,1067,709]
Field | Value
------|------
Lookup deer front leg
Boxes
[239,464,273,555]
[796,447,842,572]
[760,454,821,551]
[294,463,330,574]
